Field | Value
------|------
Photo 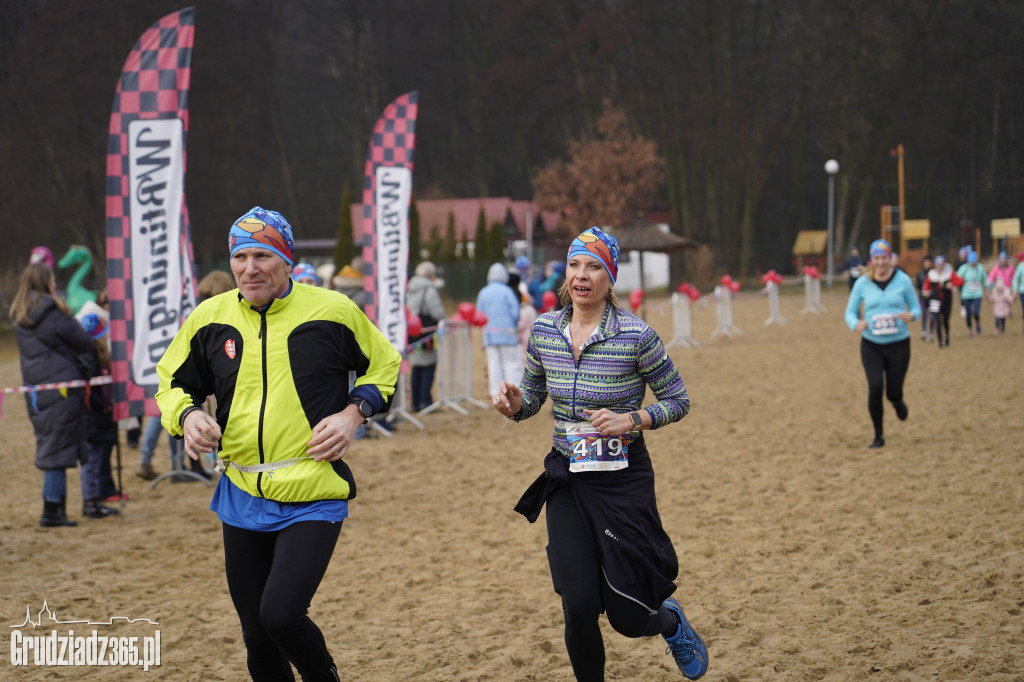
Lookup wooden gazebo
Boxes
[610,215,699,317]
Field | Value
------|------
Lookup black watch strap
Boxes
[349,397,373,421]
[179,405,202,429]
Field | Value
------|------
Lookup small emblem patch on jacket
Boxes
[224,339,236,359]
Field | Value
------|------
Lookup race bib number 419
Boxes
[564,422,630,472]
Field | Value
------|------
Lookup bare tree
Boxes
[533,101,665,236]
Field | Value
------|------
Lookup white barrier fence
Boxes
[420,319,488,415]
[800,274,826,315]
[711,285,743,338]
[662,273,829,349]
[384,373,424,430]
[763,281,787,327]
[665,293,700,349]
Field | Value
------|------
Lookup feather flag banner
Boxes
[360,91,419,353]
[105,7,198,420]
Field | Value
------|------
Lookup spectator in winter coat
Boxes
[476,263,522,396]
[9,263,93,528]
[77,310,120,518]
[406,261,446,411]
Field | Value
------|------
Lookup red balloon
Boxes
[629,288,644,311]
[541,290,557,312]
[728,280,741,293]
[678,282,699,301]
[471,310,488,327]
[950,273,964,287]
[406,314,422,338]
[720,274,733,285]
[457,302,475,321]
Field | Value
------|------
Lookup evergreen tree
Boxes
[488,221,506,262]
[334,187,357,270]
[441,212,458,262]
[427,223,443,262]
[473,207,488,261]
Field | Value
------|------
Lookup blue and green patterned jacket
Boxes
[512,302,690,457]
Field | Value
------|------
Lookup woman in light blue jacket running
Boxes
[956,251,988,337]
[844,239,921,449]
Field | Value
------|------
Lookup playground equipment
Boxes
[57,244,97,314]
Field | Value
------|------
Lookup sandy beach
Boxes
[1,285,1021,681]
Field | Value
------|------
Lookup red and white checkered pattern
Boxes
[360,91,419,325]
[105,7,197,420]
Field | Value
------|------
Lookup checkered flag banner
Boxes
[360,91,419,353]
[105,7,198,420]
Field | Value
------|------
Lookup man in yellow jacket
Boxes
[157,206,400,681]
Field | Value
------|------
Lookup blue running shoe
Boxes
[662,597,708,679]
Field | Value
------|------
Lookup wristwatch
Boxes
[349,397,373,422]
[628,411,643,428]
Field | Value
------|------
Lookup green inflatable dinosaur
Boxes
[58,244,97,314]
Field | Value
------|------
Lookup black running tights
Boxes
[222,521,342,681]
[928,298,951,345]
[545,485,677,682]
[860,338,911,440]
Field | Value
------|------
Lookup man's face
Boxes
[230,247,291,307]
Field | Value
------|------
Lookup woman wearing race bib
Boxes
[1013,253,1024,332]
[956,250,988,337]
[844,239,921,449]
[492,227,708,681]
[923,255,955,348]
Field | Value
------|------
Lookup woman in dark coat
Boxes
[9,263,93,527]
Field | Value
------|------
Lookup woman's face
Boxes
[566,254,612,308]
[871,253,892,273]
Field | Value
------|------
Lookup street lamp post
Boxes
[825,159,840,287]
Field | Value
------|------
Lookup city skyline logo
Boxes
[10,599,159,628]
[9,599,161,671]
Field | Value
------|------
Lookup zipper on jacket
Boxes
[255,308,269,497]
[566,324,582,419]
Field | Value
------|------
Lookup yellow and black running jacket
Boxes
[156,283,400,503]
